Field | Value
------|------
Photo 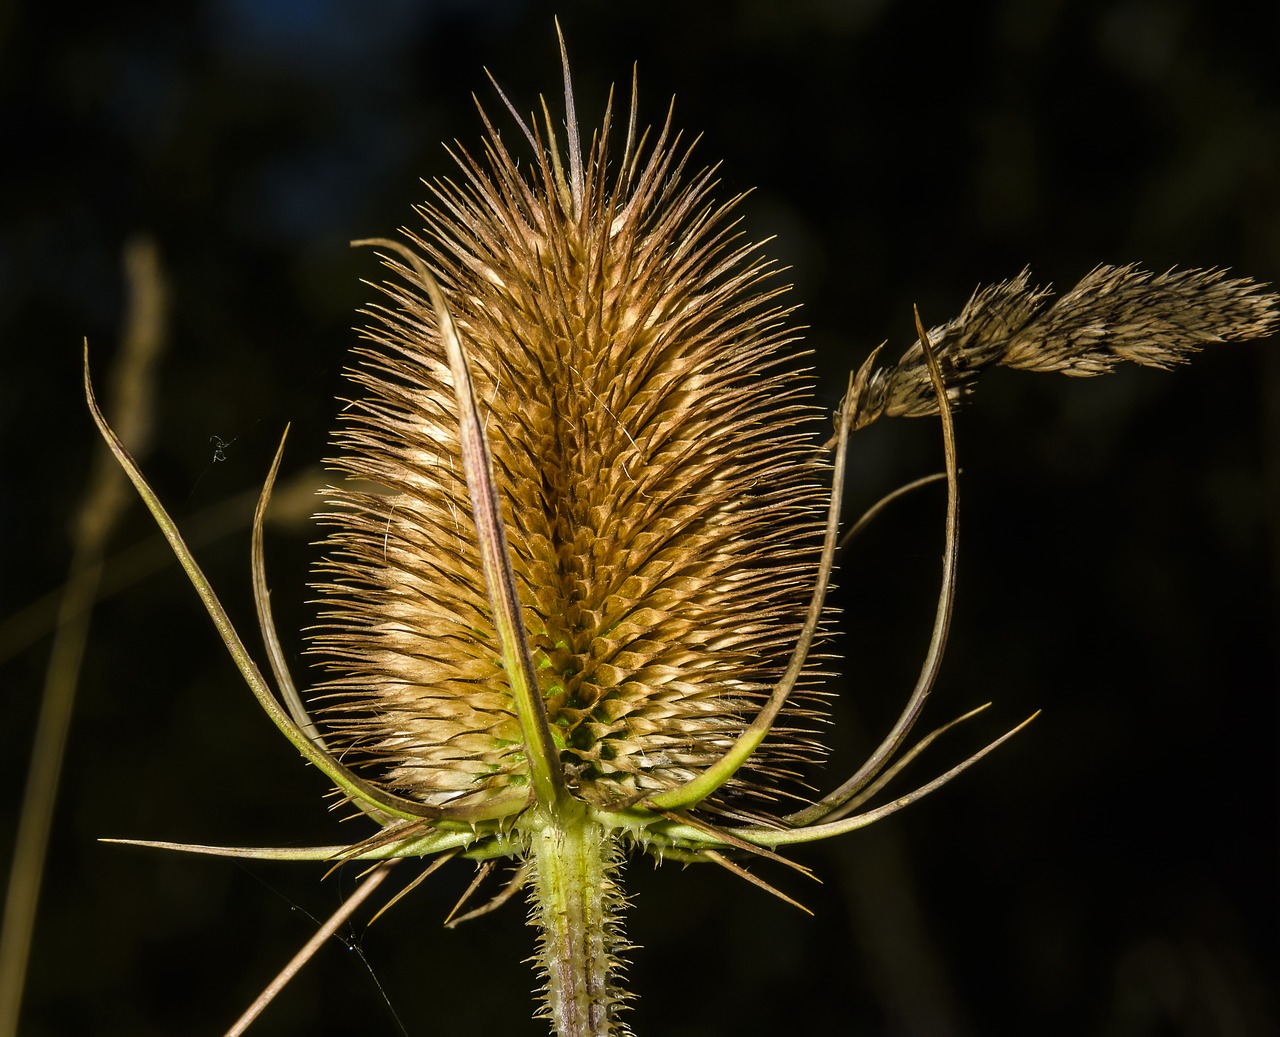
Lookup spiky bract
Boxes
[310,88,827,815]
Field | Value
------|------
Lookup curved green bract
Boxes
[352,238,565,812]
[84,347,531,826]
[644,369,860,813]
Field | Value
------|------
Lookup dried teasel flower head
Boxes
[86,28,1279,1037]
[311,67,830,819]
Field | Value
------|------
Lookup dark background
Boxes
[3,1,1278,1034]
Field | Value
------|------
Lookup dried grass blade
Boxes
[224,861,398,1037]
[0,240,168,1037]
[367,852,459,925]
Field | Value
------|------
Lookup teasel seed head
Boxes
[309,74,829,817]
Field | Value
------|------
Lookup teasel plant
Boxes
[82,29,1278,1037]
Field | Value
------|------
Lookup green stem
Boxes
[528,805,629,1037]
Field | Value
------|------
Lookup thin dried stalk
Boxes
[224,861,398,1037]
[0,238,167,1037]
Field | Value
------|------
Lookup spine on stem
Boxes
[528,806,631,1037]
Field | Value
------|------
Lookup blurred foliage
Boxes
[2,1,1277,1034]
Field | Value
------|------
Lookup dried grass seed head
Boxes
[853,264,1280,427]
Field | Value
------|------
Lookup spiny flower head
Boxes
[311,73,829,818]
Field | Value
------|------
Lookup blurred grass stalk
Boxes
[0,237,168,1037]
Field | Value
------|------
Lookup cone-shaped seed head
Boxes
[310,86,828,814]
